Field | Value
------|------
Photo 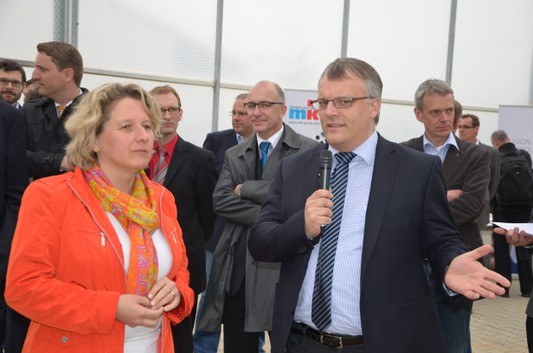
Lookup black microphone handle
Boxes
[318,150,333,236]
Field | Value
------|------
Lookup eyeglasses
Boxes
[0,78,23,88]
[457,125,475,130]
[311,96,374,110]
[161,107,181,117]
[229,110,248,117]
[244,101,283,111]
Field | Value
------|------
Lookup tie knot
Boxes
[57,105,66,118]
[335,152,356,165]
[260,141,271,153]
[157,146,167,156]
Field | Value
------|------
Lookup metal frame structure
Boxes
[47,0,499,131]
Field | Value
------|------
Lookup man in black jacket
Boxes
[491,129,533,297]
[23,41,87,180]
[0,101,27,351]
[402,79,490,353]
[148,85,218,353]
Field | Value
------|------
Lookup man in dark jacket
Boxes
[23,41,87,180]
[491,129,533,297]
[402,79,490,353]
[148,85,218,353]
[0,101,27,350]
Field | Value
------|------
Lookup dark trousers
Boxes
[492,207,533,296]
[286,332,366,353]
[527,315,533,353]
[171,300,197,353]
[222,282,260,353]
[4,307,29,353]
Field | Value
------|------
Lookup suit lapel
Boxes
[361,137,399,276]
[164,138,187,186]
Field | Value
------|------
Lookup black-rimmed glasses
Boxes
[0,78,23,88]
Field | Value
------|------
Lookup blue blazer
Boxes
[0,101,27,279]
[249,135,466,353]
[203,129,238,173]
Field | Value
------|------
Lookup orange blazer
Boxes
[5,167,194,352]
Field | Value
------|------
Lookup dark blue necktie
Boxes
[312,152,356,331]
[260,141,271,171]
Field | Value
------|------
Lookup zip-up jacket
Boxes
[5,167,194,352]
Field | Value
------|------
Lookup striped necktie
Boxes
[152,147,168,184]
[312,151,356,331]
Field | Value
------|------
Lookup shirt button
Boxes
[61,336,68,343]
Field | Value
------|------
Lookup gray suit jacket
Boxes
[197,124,317,332]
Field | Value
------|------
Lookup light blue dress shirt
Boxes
[422,133,458,162]
[293,131,378,335]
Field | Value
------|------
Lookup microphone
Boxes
[318,150,332,236]
[318,150,332,190]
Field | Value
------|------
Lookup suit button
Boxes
[61,336,68,343]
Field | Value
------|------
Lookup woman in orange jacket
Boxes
[5,83,194,352]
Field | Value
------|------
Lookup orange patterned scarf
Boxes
[83,167,159,296]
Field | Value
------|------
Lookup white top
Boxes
[106,213,173,353]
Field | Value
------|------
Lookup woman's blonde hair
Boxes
[65,83,162,170]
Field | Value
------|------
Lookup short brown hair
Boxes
[65,83,161,169]
[150,85,182,108]
[37,41,83,86]
[461,113,480,127]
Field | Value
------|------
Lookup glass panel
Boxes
[78,0,217,80]
[0,0,58,61]
[347,0,451,101]
[453,0,533,106]
[220,0,344,89]
[81,73,213,147]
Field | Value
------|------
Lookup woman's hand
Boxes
[147,277,181,312]
[115,294,164,328]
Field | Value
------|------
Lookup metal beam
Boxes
[53,0,78,45]
[446,0,458,85]
[211,0,224,131]
[341,0,351,57]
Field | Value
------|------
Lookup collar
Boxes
[329,130,377,166]
[423,132,458,151]
[257,124,284,151]
[155,134,179,155]
[54,89,83,108]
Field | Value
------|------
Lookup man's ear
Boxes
[62,67,75,83]
[414,107,423,122]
